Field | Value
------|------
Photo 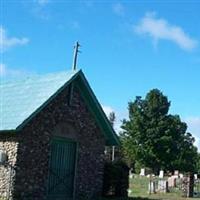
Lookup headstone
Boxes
[147,174,151,178]
[179,173,184,179]
[157,180,168,193]
[174,170,179,178]
[140,168,145,176]
[168,176,176,187]
[148,181,156,194]
[129,173,134,179]
[168,172,172,176]
[182,176,188,197]
[159,170,164,178]
[194,174,198,180]
[182,173,194,198]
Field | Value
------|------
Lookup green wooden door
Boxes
[47,137,77,200]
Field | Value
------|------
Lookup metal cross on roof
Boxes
[72,41,81,71]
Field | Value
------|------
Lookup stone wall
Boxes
[12,83,106,200]
[0,135,18,198]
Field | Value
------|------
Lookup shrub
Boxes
[102,160,129,197]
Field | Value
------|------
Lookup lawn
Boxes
[101,198,162,200]
[128,175,200,200]
[1,176,199,200]
[101,195,199,200]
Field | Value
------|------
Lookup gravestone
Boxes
[194,174,198,180]
[140,168,145,176]
[179,173,184,179]
[182,173,194,198]
[157,180,168,193]
[128,189,132,195]
[148,181,156,194]
[129,173,133,179]
[159,170,164,178]
[174,170,179,178]
[168,176,176,187]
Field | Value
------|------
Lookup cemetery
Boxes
[128,168,200,200]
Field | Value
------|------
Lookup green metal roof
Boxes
[0,70,119,145]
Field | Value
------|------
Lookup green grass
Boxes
[128,175,200,200]
[100,198,159,200]
[1,176,199,200]
[100,175,199,200]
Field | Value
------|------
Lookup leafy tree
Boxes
[109,112,116,127]
[196,153,200,174]
[121,89,198,174]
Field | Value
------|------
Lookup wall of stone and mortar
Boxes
[0,135,18,198]
[8,83,106,200]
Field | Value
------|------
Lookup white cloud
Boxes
[31,1,50,20]
[0,63,30,78]
[113,3,125,16]
[185,117,200,151]
[102,105,125,134]
[102,105,114,117]
[134,12,198,51]
[0,26,29,53]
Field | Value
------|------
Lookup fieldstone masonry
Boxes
[0,137,18,198]
[0,83,106,200]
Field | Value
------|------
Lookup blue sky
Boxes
[1,0,200,149]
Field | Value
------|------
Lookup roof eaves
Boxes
[0,130,16,134]
[76,71,120,146]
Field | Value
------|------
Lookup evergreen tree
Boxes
[121,89,198,173]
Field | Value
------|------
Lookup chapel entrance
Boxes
[47,137,77,200]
